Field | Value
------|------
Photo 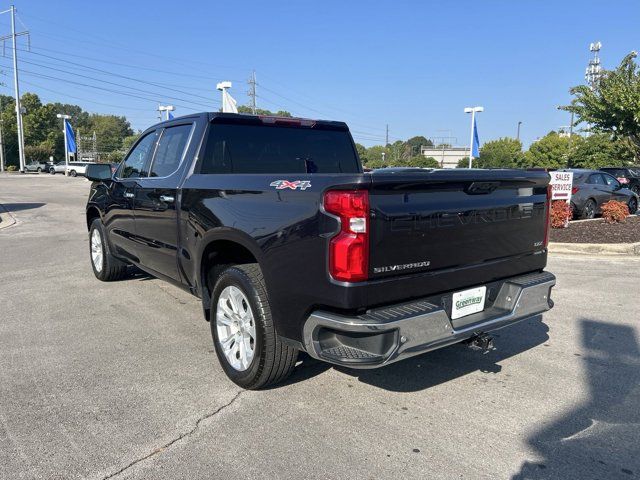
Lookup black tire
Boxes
[37,167,42,173]
[49,168,55,175]
[70,170,77,177]
[89,218,127,281]
[581,199,596,219]
[210,263,298,389]
[629,197,638,215]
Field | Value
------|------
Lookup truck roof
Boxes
[146,112,349,131]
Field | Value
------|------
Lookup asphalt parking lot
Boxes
[1,173,639,480]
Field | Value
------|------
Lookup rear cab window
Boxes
[199,118,360,174]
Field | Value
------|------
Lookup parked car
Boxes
[85,113,556,389]
[600,166,640,196]
[67,161,96,177]
[48,161,68,174]
[24,160,48,173]
[559,168,639,219]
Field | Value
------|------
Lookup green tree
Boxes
[237,105,292,117]
[407,155,439,168]
[475,137,524,168]
[565,51,640,160]
[568,133,634,169]
[405,135,433,156]
[523,132,571,169]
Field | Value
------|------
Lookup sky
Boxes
[0,0,638,148]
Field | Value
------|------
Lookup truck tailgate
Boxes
[368,169,550,280]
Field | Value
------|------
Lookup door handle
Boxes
[123,192,134,198]
[159,195,175,203]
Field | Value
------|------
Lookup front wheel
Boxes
[581,199,596,219]
[69,170,77,177]
[628,197,638,215]
[210,264,298,389]
[49,168,55,175]
[37,167,42,173]
[89,219,127,281]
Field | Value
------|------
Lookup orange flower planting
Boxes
[601,200,630,223]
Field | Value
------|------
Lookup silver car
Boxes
[24,160,48,173]
[48,161,68,175]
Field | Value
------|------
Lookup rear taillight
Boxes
[571,186,580,194]
[324,190,369,282]
[543,184,552,248]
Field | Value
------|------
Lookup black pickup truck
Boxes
[85,113,556,389]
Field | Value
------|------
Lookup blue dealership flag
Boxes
[64,119,77,153]
[168,111,174,120]
[472,117,480,158]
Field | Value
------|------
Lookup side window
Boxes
[603,174,620,189]
[119,132,157,179]
[149,124,193,177]
[587,174,605,185]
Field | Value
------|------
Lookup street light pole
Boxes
[57,114,70,176]
[517,121,522,141]
[157,105,175,121]
[464,106,484,168]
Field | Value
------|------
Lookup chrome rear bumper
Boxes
[302,271,556,368]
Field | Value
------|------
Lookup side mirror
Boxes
[86,163,113,182]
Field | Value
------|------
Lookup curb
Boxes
[0,203,17,230]
[549,241,640,256]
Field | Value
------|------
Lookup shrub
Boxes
[601,200,629,223]
[6,165,17,172]
[550,200,573,228]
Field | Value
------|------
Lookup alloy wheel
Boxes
[91,229,103,273]
[215,285,256,371]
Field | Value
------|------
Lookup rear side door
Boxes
[104,130,158,263]
[133,122,195,281]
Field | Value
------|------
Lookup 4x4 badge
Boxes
[270,180,312,190]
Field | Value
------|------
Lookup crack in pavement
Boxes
[100,390,245,480]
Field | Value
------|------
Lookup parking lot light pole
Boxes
[464,106,483,168]
[57,114,70,176]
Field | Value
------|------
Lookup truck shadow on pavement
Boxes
[0,202,46,212]
[285,315,549,392]
[513,318,640,480]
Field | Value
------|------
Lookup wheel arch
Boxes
[198,231,264,322]
[86,205,102,231]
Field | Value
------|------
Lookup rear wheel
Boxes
[581,199,596,219]
[89,219,127,281]
[628,197,638,215]
[210,263,298,389]
[36,167,42,173]
[70,170,77,177]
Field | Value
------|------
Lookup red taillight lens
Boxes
[543,184,552,248]
[571,186,580,194]
[324,190,369,282]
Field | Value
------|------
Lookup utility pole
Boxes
[247,70,257,115]
[0,6,29,173]
[385,124,389,145]
[516,121,522,141]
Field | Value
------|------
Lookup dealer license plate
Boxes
[451,286,487,320]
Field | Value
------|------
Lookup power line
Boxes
[7,58,217,108]
[14,47,219,101]
[0,61,213,111]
